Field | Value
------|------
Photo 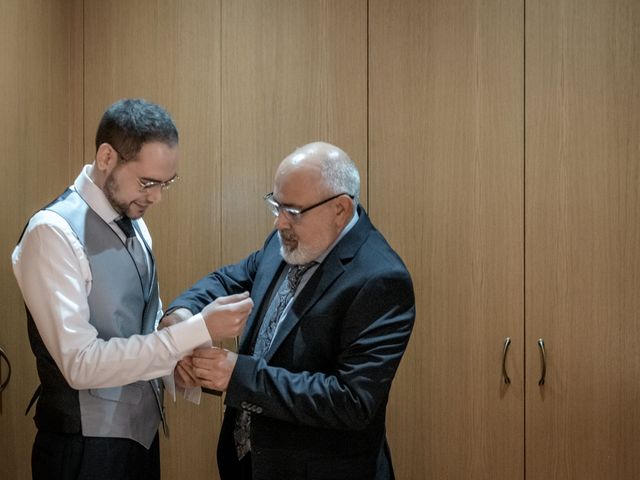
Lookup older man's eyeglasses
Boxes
[263,192,353,222]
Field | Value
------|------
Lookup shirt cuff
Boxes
[182,386,202,404]
[163,373,177,402]
[166,312,212,355]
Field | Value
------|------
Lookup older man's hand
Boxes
[191,347,238,392]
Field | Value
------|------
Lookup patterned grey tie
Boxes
[234,262,316,460]
[115,216,150,294]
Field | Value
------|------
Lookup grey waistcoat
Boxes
[26,189,163,449]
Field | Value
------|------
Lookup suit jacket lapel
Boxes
[239,247,286,351]
[264,207,373,361]
[265,255,345,360]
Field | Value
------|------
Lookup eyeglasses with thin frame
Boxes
[263,192,354,223]
[110,144,180,192]
[135,175,180,192]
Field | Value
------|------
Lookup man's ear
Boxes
[334,195,354,226]
[95,143,117,173]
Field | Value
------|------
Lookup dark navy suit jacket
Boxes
[169,207,415,480]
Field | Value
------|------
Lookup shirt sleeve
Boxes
[11,211,211,390]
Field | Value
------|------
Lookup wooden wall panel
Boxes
[370,1,524,478]
[3,1,638,479]
[526,1,640,478]
[221,0,368,261]
[0,1,77,478]
[83,1,222,478]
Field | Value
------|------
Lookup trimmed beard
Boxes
[278,231,318,265]
[104,169,134,218]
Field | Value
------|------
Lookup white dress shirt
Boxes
[12,165,211,391]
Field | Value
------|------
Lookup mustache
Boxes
[278,230,297,243]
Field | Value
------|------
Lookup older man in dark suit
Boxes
[164,141,415,480]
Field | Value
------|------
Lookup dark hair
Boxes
[95,98,179,161]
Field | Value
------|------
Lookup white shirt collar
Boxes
[74,164,122,224]
[313,207,360,264]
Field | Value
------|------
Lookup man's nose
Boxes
[274,212,291,230]
[145,186,163,204]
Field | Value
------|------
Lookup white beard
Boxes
[278,231,317,265]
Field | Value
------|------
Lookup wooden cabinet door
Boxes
[526,1,640,478]
[220,0,368,257]
[370,1,524,478]
[0,1,78,478]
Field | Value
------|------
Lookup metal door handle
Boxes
[0,346,11,394]
[502,337,511,384]
[537,338,546,385]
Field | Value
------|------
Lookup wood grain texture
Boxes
[0,1,76,478]
[526,1,640,478]
[369,1,525,478]
[221,0,368,261]
[4,2,638,479]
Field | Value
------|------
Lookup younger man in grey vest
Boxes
[12,99,253,480]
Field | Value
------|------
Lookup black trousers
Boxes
[239,453,253,480]
[218,439,252,480]
[32,430,160,480]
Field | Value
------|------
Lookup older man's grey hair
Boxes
[320,145,361,204]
